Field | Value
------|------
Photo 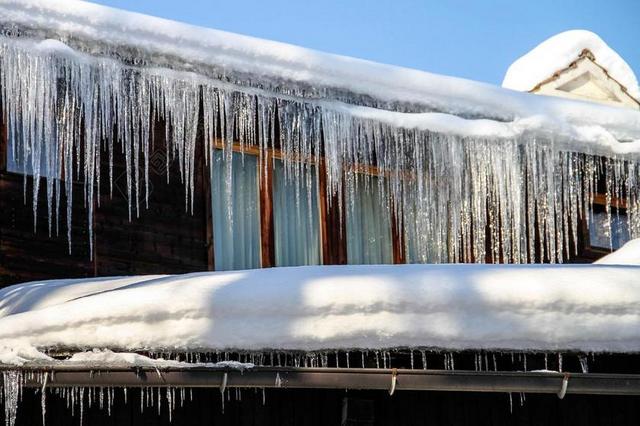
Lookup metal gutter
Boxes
[3,367,640,396]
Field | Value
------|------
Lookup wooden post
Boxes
[390,206,405,264]
[259,151,275,267]
[318,161,347,265]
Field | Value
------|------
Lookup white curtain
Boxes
[211,150,261,270]
[273,160,321,266]
[346,177,393,264]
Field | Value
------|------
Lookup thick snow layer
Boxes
[503,30,640,100]
[1,264,640,357]
[65,350,254,370]
[595,238,640,265]
[1,1,639,142]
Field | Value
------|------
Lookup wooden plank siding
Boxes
[0,97,94,286]
[92,118,209,276]
[258,150,276,267]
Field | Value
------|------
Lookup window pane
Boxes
[589,210,630,250]
[273,161,321,266]
[211,150,261,270]
[346,177,393,264]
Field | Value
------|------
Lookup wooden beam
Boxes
[318,161,347,265]
[212,139,406,178]
[259,152,275,267]
[390,206,406,264]
[202,138,215,271]
[592,193,627,210]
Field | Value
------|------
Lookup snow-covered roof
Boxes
[1,262,640,363]
[503,30,640,100]
[1,0,640,145]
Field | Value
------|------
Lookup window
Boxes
[273,160,322,266]
[210,150,261,271]
[345,177,393,264]
[589,209,630,250]
[208,144,403,270]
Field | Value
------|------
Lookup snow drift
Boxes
[1,264,640,356]
[595,238,640,265]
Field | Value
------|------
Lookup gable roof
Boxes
[530,49,640,109]
[503,30,640,101]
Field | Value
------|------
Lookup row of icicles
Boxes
[1,35,639,263]
[1,349,595,426]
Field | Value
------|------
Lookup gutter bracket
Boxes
[389,368,398,396]
[557,373,570,399]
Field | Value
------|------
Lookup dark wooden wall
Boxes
[0,113,210,287]
[8,387,640,426]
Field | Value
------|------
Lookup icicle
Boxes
[40,376,47,426]
[558,353,563,372]
[544,353,548,370]
[1,35,638,265]
[2,371,23,426]
[579,355,589,373]
[166,388,173,423]
[79,387,85,426]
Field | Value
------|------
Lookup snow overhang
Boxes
[1,0,639,144]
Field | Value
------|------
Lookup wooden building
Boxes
[1,2,640,425]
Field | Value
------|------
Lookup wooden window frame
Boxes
[209,139,405,268]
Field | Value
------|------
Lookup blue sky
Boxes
[93,0,639,86]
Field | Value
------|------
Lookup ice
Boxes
[0,37,640,263]
[0,32,639,262]
[1,371,22,426]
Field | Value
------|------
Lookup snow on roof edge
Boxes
[5,34,640,156]
[1,263,640,359]
[2,0,640,144]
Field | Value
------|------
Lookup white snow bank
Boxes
[343,107,640,156]
[594,238,640,265]
[503,30,640,99]
[1,1,640,142]
[0,344,53,366]
[65,349,254,370]
[1,264,640,356]
[0,346,254,369]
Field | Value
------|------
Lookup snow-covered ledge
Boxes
[1,262,640,363]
